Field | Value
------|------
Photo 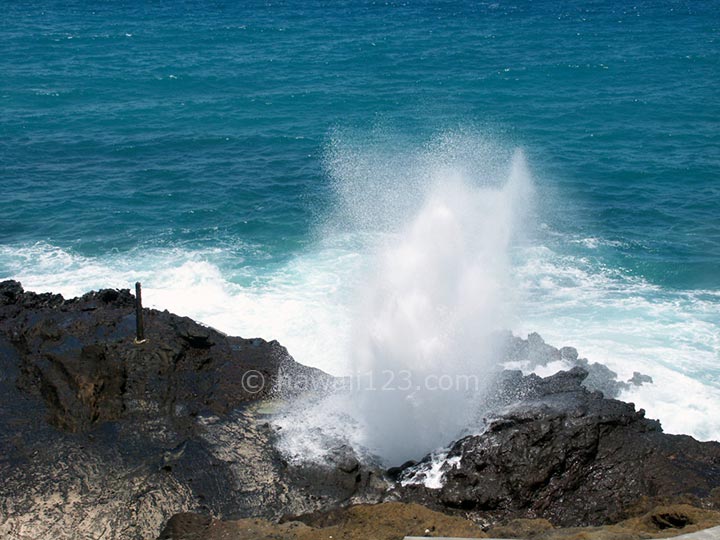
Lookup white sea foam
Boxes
[512,245,720,440]
[400,452,462,489]
[4,233,717,449]
[0,241,359,377]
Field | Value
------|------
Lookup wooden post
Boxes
[135,282,145,343]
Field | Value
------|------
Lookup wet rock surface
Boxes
[396,368,720,527]
[503,331,654,398]
[0,281,382,540]
[2,281,720,539]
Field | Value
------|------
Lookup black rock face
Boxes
[0,281,382,540]
[2,280,720,540]
[0,280,329,432]
[396,368,720,527]
[502,331,654,398]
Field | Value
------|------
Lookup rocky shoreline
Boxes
[1,280,719,540]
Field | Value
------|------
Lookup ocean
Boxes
[1,1,719,451]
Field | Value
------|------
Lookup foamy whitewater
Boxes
[3,133,719,466]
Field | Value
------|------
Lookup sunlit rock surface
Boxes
[1,281,720,540]
[0,281,382,540]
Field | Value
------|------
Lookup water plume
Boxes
[275,132,534,466]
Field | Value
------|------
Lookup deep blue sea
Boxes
[1,1,719,443]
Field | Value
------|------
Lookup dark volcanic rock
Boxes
[1,280,323,432]
[3,281,720,539]
[0,281,382,540]
[398,368,720,527]
[503,331,654,398]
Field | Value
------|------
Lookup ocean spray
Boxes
[275,134,534,465]
[346,150,533,463]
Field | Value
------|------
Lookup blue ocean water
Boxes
[1,2,719,441]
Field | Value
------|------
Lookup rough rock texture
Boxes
[155,362,720,538]
[0,281,383,540]
[503,331,653,398]
[3,281,720,540]
[397,368,720,527]
[0,280,325,431]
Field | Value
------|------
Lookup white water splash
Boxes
[275,134,534,465]
[341,151,533,464]
[400,452,462,489]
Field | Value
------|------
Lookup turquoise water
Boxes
[1,2,719,441]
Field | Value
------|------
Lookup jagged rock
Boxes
[387,460,418,481]
[503,331,652,398]
[560,346,579,362]
[505,331,562,366]
[629,371,654,386]
[576,357,632,398]
[2,280,318,432]
[397,368,720,527]
[0,280,24,305]
[0,281,382,540]
[3,281,720,540]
